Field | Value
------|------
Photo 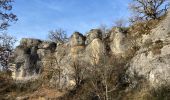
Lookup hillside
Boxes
[0,10,170,100]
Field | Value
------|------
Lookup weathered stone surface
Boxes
[86,29,102,44]
[69,32,86,61]
[86,38,105,64]
[13,45,41,80]
[54,43,77,89]
[70,32,86,47]
[11,39,56,80]
[10,10,170,90]
[38,41,56,50]
[110,28,129,56]
[20,38,42,47]
[50,31,105,89]
[127,10,170,88]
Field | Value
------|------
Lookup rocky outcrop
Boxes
[70,32,86,57]
[11,38,56,80]
[86,39,105,64]
[10,10,170,90]
[127,10,170,88]
[70,32,86,47]
[109,28,131,56]
[86,29,102,44]
[20,38,41,47]
[10,30,107,88]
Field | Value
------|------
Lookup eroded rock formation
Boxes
[127,10,170,88]
[10,10,170,90]
[11,38,56,80]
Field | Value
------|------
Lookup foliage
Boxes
[71,61,88,87]
[0,32,16,50]
[0,0,18,30]
[0,32,16,70]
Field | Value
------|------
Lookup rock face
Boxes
[20,38,41,47]
[86,38,105,65]
[12,38,56,80]
[86,29,102,44]
[70,32,86,57]
[109,28,131,56]
[70,32,86,47]
[11,30,107,88]
[127,10,170,88]
[10,10,170,90]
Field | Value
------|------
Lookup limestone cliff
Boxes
[11,38,56,80]
[9,29,123,90]
[10,10,170,92]
[127,10,170,88]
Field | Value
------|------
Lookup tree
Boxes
[129,0,170,21]
[48,28,68,44]
[0,33,16,70]
[0,33,16,50]
[98,24,110,39]
[0,0,18,30]
[70,55,89,88]
[114,19,127,28]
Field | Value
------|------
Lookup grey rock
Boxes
[70,32,86,47]
[86,38,105,65]
[109,28,130,56]
[11,39,55,80]
[38,41,56,51]
[20,38,42,47]
[127,10,170,88]
[86,29,102,44]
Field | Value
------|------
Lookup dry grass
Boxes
[0,71,65,100]
[126,14,167,43]
[128,19,160,38]
[24,86,65,100]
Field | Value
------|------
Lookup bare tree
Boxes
[129,0,170,21]
[0,0,18,30]
[70,59,88,88]
[43,54,63,89]
[0,33,17,70]
[98,24,110,39]
[0,33,16,50]
[48,28,68,44]
[87,49,120,100]
[114,19,127,28]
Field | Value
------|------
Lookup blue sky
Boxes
[7,0,131,41]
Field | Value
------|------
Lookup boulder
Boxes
[86,29,102,44]
[11,39,57,80]
[70,32,86,47]
[38,41,56,51]
[70,32,86,59]
[20,38,42,47]
[86,38,105,65]
[110,28,126,55]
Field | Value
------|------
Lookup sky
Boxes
[7,0,131,42]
